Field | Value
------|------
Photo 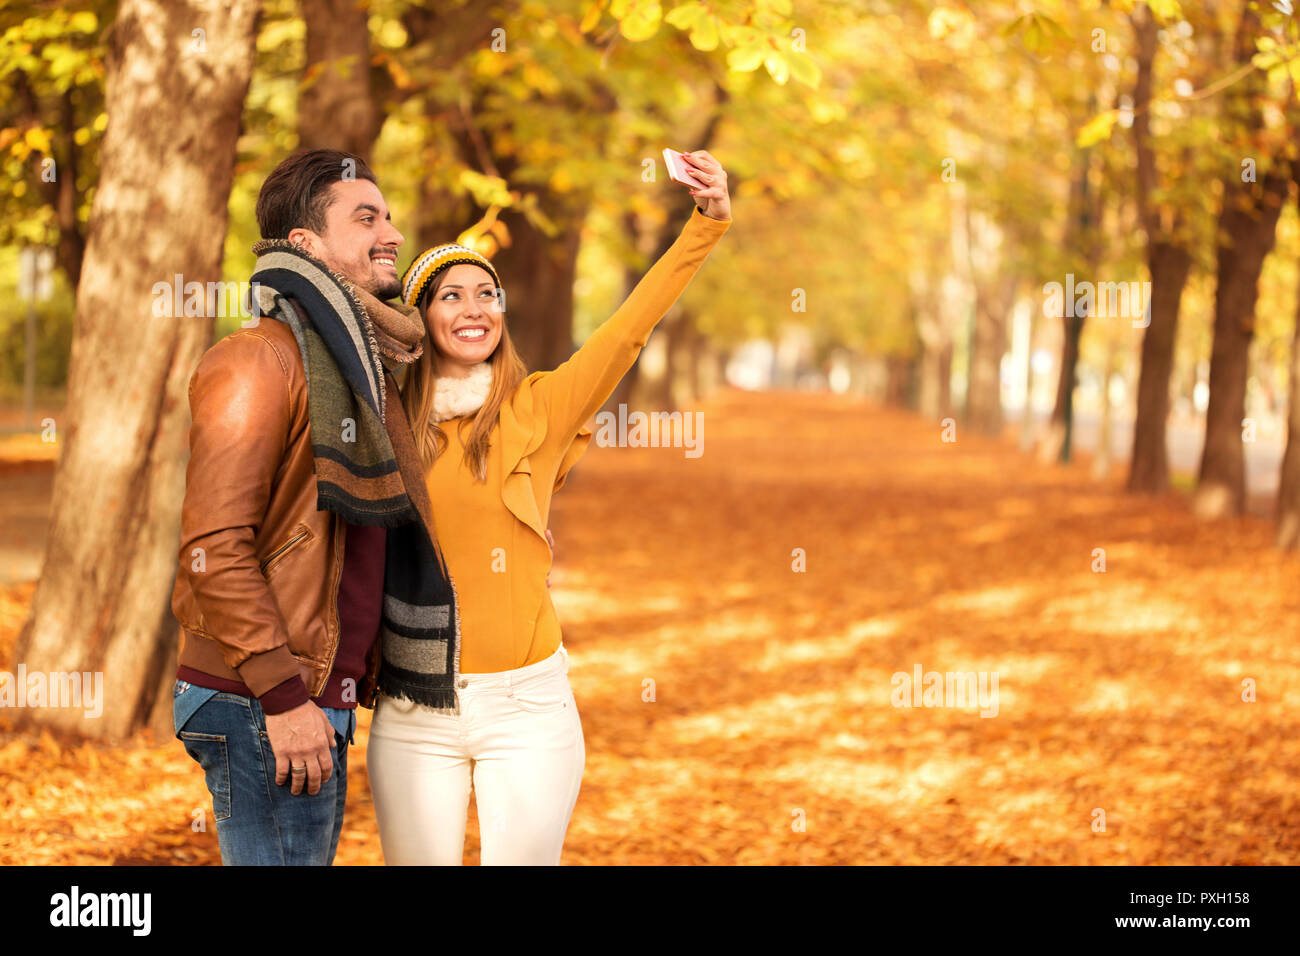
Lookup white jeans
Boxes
[367,644,585,865]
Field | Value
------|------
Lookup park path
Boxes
[2,389,1298,864]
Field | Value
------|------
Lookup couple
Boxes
[169,147,731,865]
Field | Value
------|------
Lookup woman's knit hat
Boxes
[401,243,503,312]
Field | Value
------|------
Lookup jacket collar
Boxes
[430,362,492,422]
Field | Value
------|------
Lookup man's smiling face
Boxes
[288,179,404,299]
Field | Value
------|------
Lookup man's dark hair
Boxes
[255,148,377,240]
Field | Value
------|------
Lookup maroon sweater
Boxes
[177,522,388,714]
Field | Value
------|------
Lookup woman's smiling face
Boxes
[422,263,503,377]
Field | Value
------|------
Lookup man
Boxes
[170,148,458,865]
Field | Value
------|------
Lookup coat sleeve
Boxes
[174,331,306,699]
[529,206,731,439]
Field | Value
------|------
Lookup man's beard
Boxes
[372,275,403,300]
[351,270,402,301]
[364,247,402,300]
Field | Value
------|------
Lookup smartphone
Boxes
[663,148,707,190]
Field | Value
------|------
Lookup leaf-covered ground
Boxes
[2,390,1298,864]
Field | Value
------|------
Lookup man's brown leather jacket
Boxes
[170,316,383,709]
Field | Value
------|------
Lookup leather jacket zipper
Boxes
[259,528,310,575]
[318,513,345,700]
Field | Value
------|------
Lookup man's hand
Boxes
[265,699,336,796]
[682,151,731,221]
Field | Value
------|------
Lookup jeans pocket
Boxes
[379,692,418,714]
[509,674,570,714]
[180,732,232,822]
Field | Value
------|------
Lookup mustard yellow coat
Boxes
[424,206,731,673]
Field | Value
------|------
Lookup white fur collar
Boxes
[431,361,492,422]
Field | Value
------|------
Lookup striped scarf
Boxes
[249,240,462,713]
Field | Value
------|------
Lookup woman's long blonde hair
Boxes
[401,270,528,482]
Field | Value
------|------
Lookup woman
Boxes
[366,150,731,865]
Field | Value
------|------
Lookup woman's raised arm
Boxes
[531,203,731,438]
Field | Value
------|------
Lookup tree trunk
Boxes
[13,0,261,742]
[1276,230,1300,547]
[297,0,382,161]
[642,311,689,412]
[491,195,588,372]
[1126,5,1195,494]
[1018,308,1037,454]
[405,88,592,374]
[397,2,507,250]
[919,338,953,421]
[677,313,707,408]
[967,276,1015,436]
[411,91,490,253]
[913,257,954,422]
[691,333,721,401]
[1127,242,1194,493]
[1043,95,1104,465]
[967,297,1003,433]
[714,347,731,393]
[603,98,729,413]
[15,76,89,288]
[605,209,673,415]
[1193,4,1289,517]
[45,88,87,289]
[884,354,914,409]
[1194,165,1289,517]
[1045,309,1085,462]
[1092,326,1122,481]
[939,342,953,418]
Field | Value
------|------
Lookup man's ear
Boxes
[287,226,322,258]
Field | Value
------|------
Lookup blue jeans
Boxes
[173,679,355,865]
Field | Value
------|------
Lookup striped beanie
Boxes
[401,243,503,311]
